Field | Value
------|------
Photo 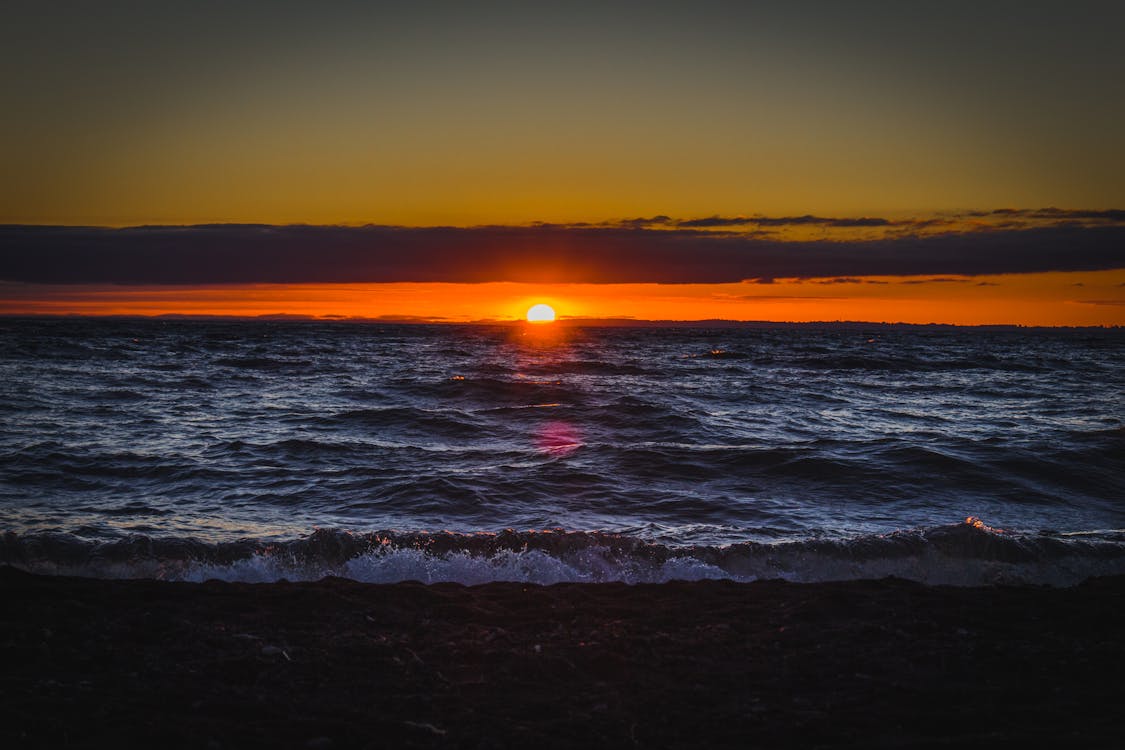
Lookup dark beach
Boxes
[2,567,1122,749]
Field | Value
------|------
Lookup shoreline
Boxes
[2,568,1122,748]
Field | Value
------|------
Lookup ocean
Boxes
[1,317,1122,586]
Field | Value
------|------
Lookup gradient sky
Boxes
[2,1,1124,323]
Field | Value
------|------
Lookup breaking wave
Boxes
[4,518,1124,588]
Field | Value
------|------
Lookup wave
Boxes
[392,376,585,407]
[4,519,1123,587]
[320,406,485,437]
[774,355,1052,373]
[520,360,653,376]
[213,356,314,371]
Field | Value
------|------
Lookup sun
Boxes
[526,303,556,323]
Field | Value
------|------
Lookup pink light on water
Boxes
[536,421,582,457]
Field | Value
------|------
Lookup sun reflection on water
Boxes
[536,420,583,457]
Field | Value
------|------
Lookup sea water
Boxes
[1,317,1122,585]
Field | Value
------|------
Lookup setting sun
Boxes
[526,303,556,323]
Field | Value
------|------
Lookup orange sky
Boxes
[3,270,1122,326]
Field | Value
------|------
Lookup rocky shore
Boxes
[1,567,1121,748]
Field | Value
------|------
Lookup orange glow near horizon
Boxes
[1,270,1123,327]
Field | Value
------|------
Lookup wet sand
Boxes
[1,567,1122,748]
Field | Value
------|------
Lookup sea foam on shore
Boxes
[5,519,1124,587]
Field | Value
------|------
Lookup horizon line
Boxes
[3,312,1120,331]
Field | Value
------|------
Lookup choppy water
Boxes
[1,317,1122,585]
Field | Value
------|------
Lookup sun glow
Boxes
[526,303,556,323]
[2,272,1122,326]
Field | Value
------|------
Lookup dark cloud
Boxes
[675,215,892,229]
[675,216,756,228]
[616,216,673,227]
[752,215,892,228]
[898,277,971,285]
[1,222,1123,285]
[895,218,955,230]
[1027,208,1125,221]
[971,208,1125,222]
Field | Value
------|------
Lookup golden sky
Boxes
[3,3,1124,227]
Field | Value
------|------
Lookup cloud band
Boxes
[1,222,1123,285]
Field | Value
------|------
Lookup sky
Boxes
[2,1,1124,324]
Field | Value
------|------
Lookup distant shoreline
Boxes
[2,313,1120,330]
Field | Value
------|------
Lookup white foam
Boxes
[169,546,737,585]
[7,523,1125,586]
